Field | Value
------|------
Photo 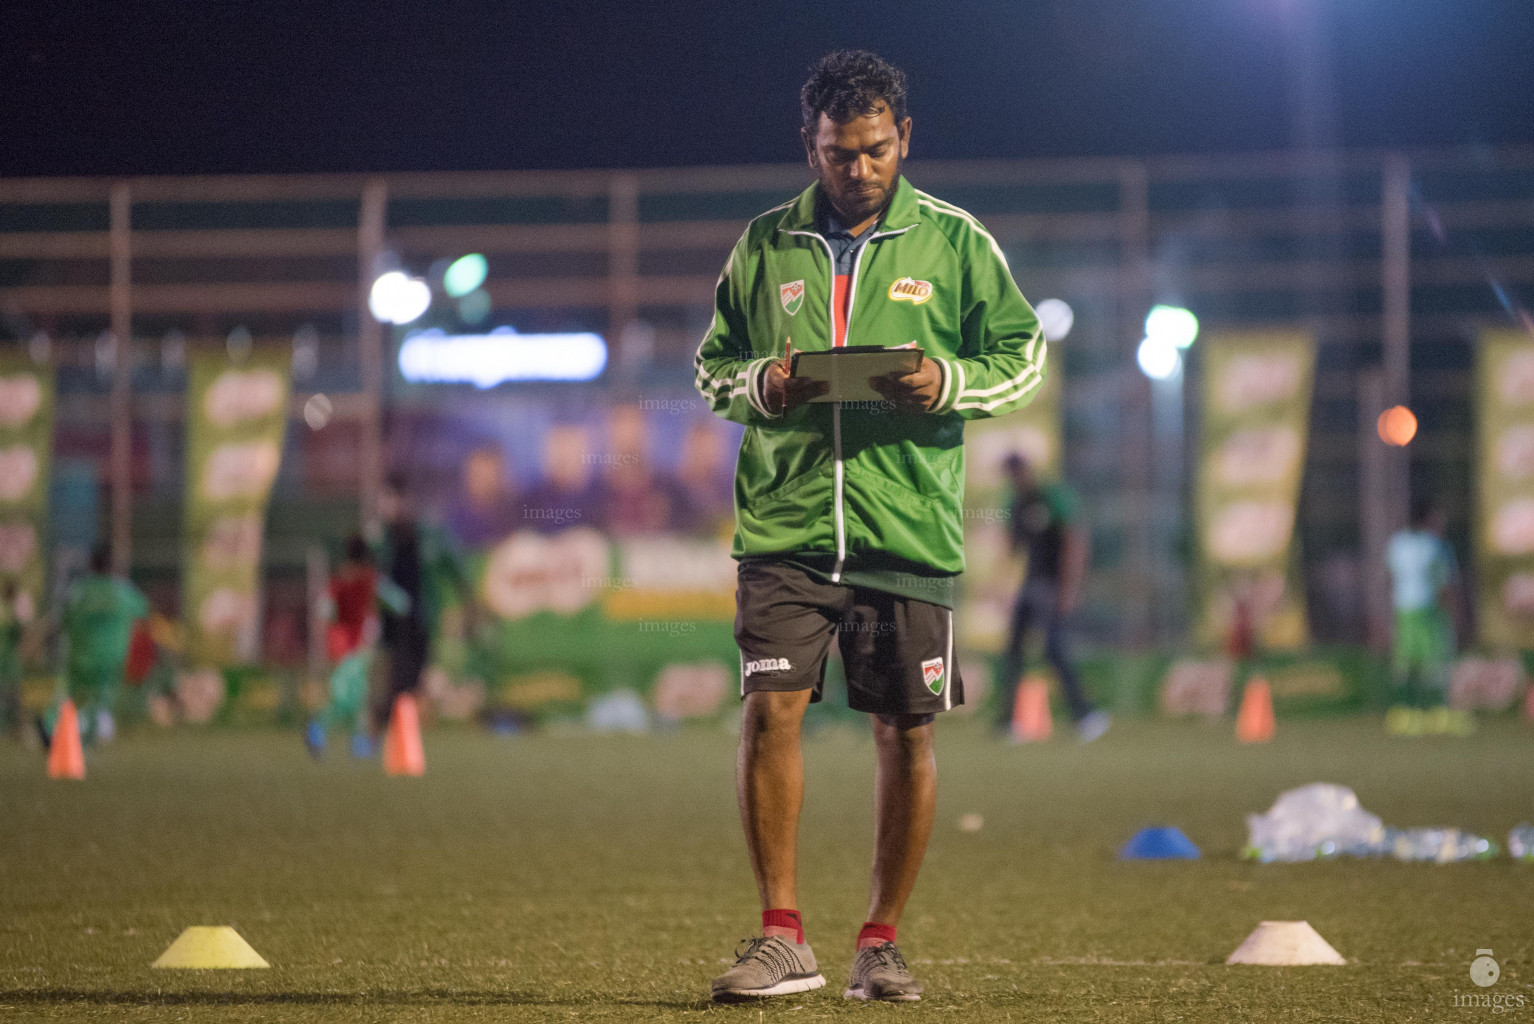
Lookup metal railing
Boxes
[4,145,1533,647]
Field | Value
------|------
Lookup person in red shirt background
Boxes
[307,534,400,758]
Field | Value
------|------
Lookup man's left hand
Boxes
[871,356,943,412]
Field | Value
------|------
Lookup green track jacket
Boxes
[694,176,1046,579]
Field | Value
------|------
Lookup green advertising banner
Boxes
[1194,331,1315,651]
[463,530,738,719]
[959,363,1063,654]
[182,351,291,666]
[1475,329,1534,648]
[0,353,54,620]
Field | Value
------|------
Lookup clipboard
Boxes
[788,345,925,403]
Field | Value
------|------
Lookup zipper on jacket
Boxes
[782,223,915,583]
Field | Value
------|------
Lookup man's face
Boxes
[803,102,911,229]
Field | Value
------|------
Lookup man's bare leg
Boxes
[738,688,814,939]
[864,713,937,932]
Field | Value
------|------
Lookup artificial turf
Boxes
[1,715,1530,1022]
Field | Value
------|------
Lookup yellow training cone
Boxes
[151,926,270,969]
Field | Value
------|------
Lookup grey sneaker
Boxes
[711,935,826,1002]
[844,941,922,1002]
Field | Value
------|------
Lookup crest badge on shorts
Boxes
[780,280,804,316]
[921,657,945,695]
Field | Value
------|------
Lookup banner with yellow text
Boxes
[1194,331,1315,651]
[182,351,290,665]
[0,352,53,620]
[1475,329,1534,648]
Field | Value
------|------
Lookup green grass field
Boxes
[2,716,1531,1021]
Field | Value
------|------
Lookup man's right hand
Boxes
[762,340,827,414]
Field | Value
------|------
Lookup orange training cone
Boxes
[48,699,86,780]
[1011,676,1053,742]
[383,694,425,776]
[1235,678,1275,744]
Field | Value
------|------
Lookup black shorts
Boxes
[734,560,963,716]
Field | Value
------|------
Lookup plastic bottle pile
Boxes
[1244,783,1516,863]
[1510,823,1534,860]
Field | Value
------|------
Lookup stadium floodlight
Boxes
[443,254,489,298]
[369,271,432,325]
[398,326,608,386]
[1034,298,1074,342]
[1137,335,1182,381]
[1145,305,1199,349]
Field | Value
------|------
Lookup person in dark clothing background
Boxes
[371,475,470,737]
[995,453,1108,743]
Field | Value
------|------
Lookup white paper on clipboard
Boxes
[790,345,925,403]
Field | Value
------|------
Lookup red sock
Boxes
[857,922,897,949]
[762,908,804,944]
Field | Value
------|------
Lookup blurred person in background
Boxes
[38,545,147,748]
[671,420,736,537]
[307,533,408,758]
[601,406,677,536]
[1385,498,1467,736]
[372,475,472,739]
[995,453,1107,743]
[602,457,676,536]
[446,444,519,549]
[0,581,28,738]
[520,424,604,532]
[697,50,1047,1004]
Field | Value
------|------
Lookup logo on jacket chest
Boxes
[780,280,805,316]
[889,277,934,305]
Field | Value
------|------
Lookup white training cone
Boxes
[151,926,270,969]
[1226,921,1346,966]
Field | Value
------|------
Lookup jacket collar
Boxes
[776,175,920,236]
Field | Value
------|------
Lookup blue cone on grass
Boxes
[1119,827,1201,860]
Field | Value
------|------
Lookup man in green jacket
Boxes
[698,51,1046,1004]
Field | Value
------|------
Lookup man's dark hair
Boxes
[89,544,111,574]
[1411,496,1438,529]
[801,50,908,134]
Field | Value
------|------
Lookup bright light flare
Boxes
[443,254,489,298]
[369,271,432,325]
[398,326,608,386]
[1034,298,1074,342]
[1137,335,1182,380]
[1145,305,1199,349]
[1377,405,1417,447]
[303,393,333,430]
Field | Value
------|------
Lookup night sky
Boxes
[4,0,1532,178]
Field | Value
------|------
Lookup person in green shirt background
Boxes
[40,545,148,747]
[0,580,30,739]
[1384,498,1468,736]
[996,453,1108,743]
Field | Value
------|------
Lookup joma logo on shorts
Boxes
[744,658,792,676]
